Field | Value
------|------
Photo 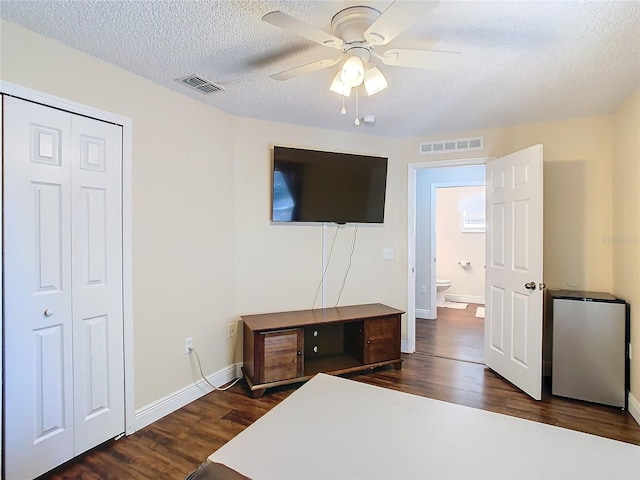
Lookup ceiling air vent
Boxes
[419,136,484,156]
[176,75,224,94]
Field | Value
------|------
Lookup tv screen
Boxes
[272,146,388,224]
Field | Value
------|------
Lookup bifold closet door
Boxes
[3,96,124,479]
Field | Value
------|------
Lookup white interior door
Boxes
[4,96,125,479]
[484,145,544,400]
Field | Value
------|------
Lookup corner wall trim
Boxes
[628,392,640,426]
[134,363,243,432]
[415,308,433,319]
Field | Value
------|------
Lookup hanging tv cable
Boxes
[335,223,359,307]
[312,224,340,309]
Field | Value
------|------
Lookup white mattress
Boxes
[209,373,640,479]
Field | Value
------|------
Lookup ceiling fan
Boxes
[262,0,459,98]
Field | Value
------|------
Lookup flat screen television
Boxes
[271,146,388,224]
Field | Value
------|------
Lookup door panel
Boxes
[4,96,75,479]
[364,316,400,364]
[35,324,66,438]
[485,144,544,400]
[262,329,303,383]
[71,114,124,454]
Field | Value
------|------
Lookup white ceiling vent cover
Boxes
[419,136,484,155]
[176,75,224,94]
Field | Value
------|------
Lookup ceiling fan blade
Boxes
[365,0,439,46]
[375,48,460,70]
[270,58,342,81]
[262,11,344,49]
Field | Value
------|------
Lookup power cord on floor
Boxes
[189,346,241,391]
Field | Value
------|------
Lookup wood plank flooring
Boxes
[42,318,640,480]
[416,304,484,363]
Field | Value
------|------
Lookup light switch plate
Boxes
[383,247,394,260]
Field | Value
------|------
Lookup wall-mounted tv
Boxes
[272,146,388,224]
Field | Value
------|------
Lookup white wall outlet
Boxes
[383,247,394,260]
[228,323,236,338]
[420,285,427,294]
[185,337,193,354]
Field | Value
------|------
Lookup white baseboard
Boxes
[445,294,485,305]
[628,392,640,426]
[401,339,411,354]
[134,362,243,432]
[416,308,436,319]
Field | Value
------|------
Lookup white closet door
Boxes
[71,114,125,454]
[4,96,125,479]
[4,96,75,479]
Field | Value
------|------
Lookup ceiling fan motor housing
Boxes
[331,6,381,45]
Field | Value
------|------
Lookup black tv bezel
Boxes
[270,146,388,224]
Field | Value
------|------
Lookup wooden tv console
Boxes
[242,303,404,397]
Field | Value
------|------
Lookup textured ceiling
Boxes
[1,0,639,138]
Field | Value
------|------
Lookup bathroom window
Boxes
[461,191,486,232]
[462,215,485,232]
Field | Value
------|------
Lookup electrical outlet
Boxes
[228,323,236,338]
[185,337,193,354]
[420,285,427,294]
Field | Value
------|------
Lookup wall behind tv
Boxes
[231,116,405,327]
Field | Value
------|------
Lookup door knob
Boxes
[524,282,536,291]
[43,308,54,317]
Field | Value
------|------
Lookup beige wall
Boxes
[230,116,406,335]
[436,186,486,299]
[0,20,407,408]
[409,116,615,293]
[1,20,237,408]
[612,87,640,401]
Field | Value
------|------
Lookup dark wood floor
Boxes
[44,319,640,480]
[416,303,484,363]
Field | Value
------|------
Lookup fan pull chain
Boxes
[354,87,360,125]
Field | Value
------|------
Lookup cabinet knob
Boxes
[43,309,54,317]
[367,340,371,344]
[297,351,301,356]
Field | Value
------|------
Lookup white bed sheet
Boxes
[209,373,640,479]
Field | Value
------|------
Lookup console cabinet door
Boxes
[364,316,400,364]
[260,328,303,383]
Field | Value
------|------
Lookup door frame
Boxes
[405,157,493,353]
[0,80,136,435]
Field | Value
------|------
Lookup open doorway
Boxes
[405,158,491,356]
[415,184,486,361]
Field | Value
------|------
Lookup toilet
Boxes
[436,278,452,307]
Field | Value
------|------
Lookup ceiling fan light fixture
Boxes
[340,56,365,88]
[330,71,352,97]
[364,66,388,96]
